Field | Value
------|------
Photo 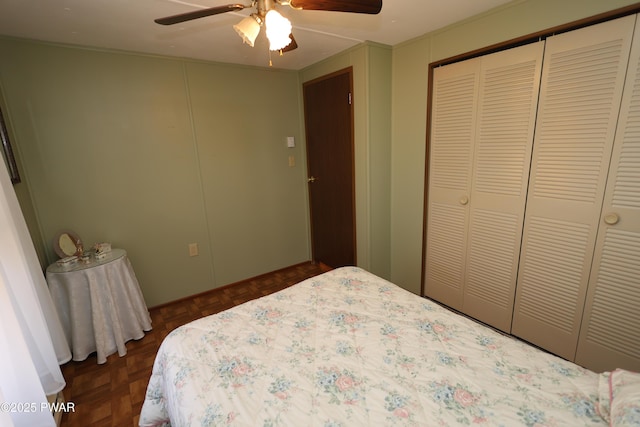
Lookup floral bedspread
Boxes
[140,266,606,426]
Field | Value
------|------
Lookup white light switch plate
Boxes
[188,243,198,257]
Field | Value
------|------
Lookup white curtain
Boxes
[0,155,71,426]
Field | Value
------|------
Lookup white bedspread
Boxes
[140,266,607,426]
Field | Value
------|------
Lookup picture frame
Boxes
[0,106,20,184]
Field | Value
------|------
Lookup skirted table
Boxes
[46,248,152,364]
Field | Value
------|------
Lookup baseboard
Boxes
[149,260,325,310]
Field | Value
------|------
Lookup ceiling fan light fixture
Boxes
[265,10,292,51]
[233,14,262,47]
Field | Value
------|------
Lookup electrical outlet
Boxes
[288,155,295,167]
[188,243,198,257]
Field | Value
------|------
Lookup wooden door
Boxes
[303,68,355,267]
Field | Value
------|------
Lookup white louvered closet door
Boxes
[425,42,544,330]
[575,16,640,373]
[425,58,480,310]
[462,42,544,332]
[511,15,636,361]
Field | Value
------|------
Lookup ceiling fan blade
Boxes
[281,34,298,53]
[155,4,246,25]
[289,0,382,14]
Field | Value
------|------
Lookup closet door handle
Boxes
[604,213,619,225]
[459,196,469,206]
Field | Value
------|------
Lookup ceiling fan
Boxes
[155,0,383,54]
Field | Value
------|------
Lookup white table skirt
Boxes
[46,249,152,364]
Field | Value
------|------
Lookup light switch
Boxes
[188,243,198,257]
[286,136,295,148]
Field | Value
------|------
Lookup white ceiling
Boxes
[0,0,512,70]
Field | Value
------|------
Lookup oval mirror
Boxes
[53,230,81,258]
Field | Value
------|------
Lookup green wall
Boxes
[0,40,309,306]
[390,0,640,294]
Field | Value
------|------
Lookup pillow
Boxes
[598,371,611,423]
[609,369,640,427]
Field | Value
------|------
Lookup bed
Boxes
[140,266,639,426]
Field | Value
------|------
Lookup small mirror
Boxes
[53,230,81,258]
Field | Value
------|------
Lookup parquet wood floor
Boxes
[59,261,331,427]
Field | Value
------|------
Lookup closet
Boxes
[424,14,640,372]
[425,41,544,333]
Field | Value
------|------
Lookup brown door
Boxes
[303,68,356,267]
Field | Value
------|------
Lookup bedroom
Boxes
[1,0,639,426]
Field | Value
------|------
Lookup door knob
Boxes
[459,196,469,205]
[308,176,316,183]
[604,213,619,225]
